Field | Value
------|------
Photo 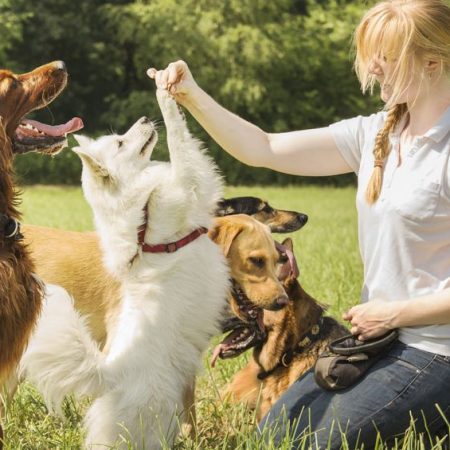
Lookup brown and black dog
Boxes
[216,238,348,421]
[0,61,82,446]
[216,196,308,233]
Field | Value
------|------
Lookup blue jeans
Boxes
[259,341,450,449]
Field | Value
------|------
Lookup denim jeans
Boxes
[259,341,450,449]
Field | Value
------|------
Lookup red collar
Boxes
[137,206,208,254]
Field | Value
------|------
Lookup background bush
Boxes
[2,0,381,185]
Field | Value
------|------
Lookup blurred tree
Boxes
[8,0,380,186]
[0,0,29,65]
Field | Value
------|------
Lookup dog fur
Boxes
[21,91,229,449]
[216,197,308,233]
[19,214,289,439]
[220,238,348,421]
[19,207,289,448]
[0,61,71,387]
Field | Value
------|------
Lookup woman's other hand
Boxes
[147,60,198,105]
[343,300,400,340]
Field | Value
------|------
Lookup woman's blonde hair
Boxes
[353,0,450,204]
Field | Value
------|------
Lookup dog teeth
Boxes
[20,123,45,135]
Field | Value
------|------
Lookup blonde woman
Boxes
[149,0,450,447]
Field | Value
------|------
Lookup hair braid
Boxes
[365,103,407,204]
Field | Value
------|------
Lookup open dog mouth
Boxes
[139,130,158,156]
[13,117,84,155]
[210,280,266,367]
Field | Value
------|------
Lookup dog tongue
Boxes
[210,344,225,368]
[22,117,84,136]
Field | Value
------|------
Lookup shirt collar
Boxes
[423,104,450,143]
[389,104,450,144]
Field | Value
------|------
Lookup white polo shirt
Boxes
[329,106,450,356]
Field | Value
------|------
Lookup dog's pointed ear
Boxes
[281,237,294,252]
[209,218,244,257]
[72,147,109,178]
[73,134,93,148]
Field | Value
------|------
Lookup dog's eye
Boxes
[249,257,265,268]
[117,140,123,148]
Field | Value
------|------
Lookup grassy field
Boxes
[3,185,445,449]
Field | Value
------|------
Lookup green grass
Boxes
[3,185,446,449]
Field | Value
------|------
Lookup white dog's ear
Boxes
[72,147,109,178]
[73,134,93,148]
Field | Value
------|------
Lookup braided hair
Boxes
[365,103,407,204]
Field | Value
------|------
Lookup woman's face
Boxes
[368,56,395,102]
[368,55,422,105]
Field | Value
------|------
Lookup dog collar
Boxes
[0,214,23,241]
[137,204,208,254]
[139,227,208,253]
[257,316,324,380]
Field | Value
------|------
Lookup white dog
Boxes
[21,90,229,449]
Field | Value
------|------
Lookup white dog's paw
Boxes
[156,89,181,118]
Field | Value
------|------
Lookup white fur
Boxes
[21,91,229,449]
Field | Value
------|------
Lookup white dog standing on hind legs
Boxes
[21,90,229,449]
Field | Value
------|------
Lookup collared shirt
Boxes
[330,105,450,356]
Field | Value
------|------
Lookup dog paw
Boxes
[156,89,185,126]
[156,88,176,111]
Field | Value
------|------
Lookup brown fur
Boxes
[0,63,68,384]
[223,241,348,421]
[209,215,288,310]
[22,225,121,348]
[0,62,69,449]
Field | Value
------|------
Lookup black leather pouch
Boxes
[314,330,398,391]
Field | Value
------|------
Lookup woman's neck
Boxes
[406,76,450,137]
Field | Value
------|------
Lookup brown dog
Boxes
[0,62,82,448]
[0,61,82,385]
[218,238,348,421]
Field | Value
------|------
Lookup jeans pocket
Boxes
[386,355,422,372]
[435,355,450,366]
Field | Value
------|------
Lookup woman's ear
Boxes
[425,60,439,77]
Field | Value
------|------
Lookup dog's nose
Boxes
[52,61,67,72]
[274,294,289,309]
[298,213,308,225]
[140,117,151,124]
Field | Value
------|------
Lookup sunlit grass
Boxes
[3,185,445,449]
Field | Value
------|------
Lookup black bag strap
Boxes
[328,329,398,356]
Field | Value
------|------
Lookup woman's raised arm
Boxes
[148,61,352,177]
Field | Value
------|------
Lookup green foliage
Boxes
[0,0,29,64]
[4,0,381,185]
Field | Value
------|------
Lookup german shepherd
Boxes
[215,238,348,420]
[216,196,308,233]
